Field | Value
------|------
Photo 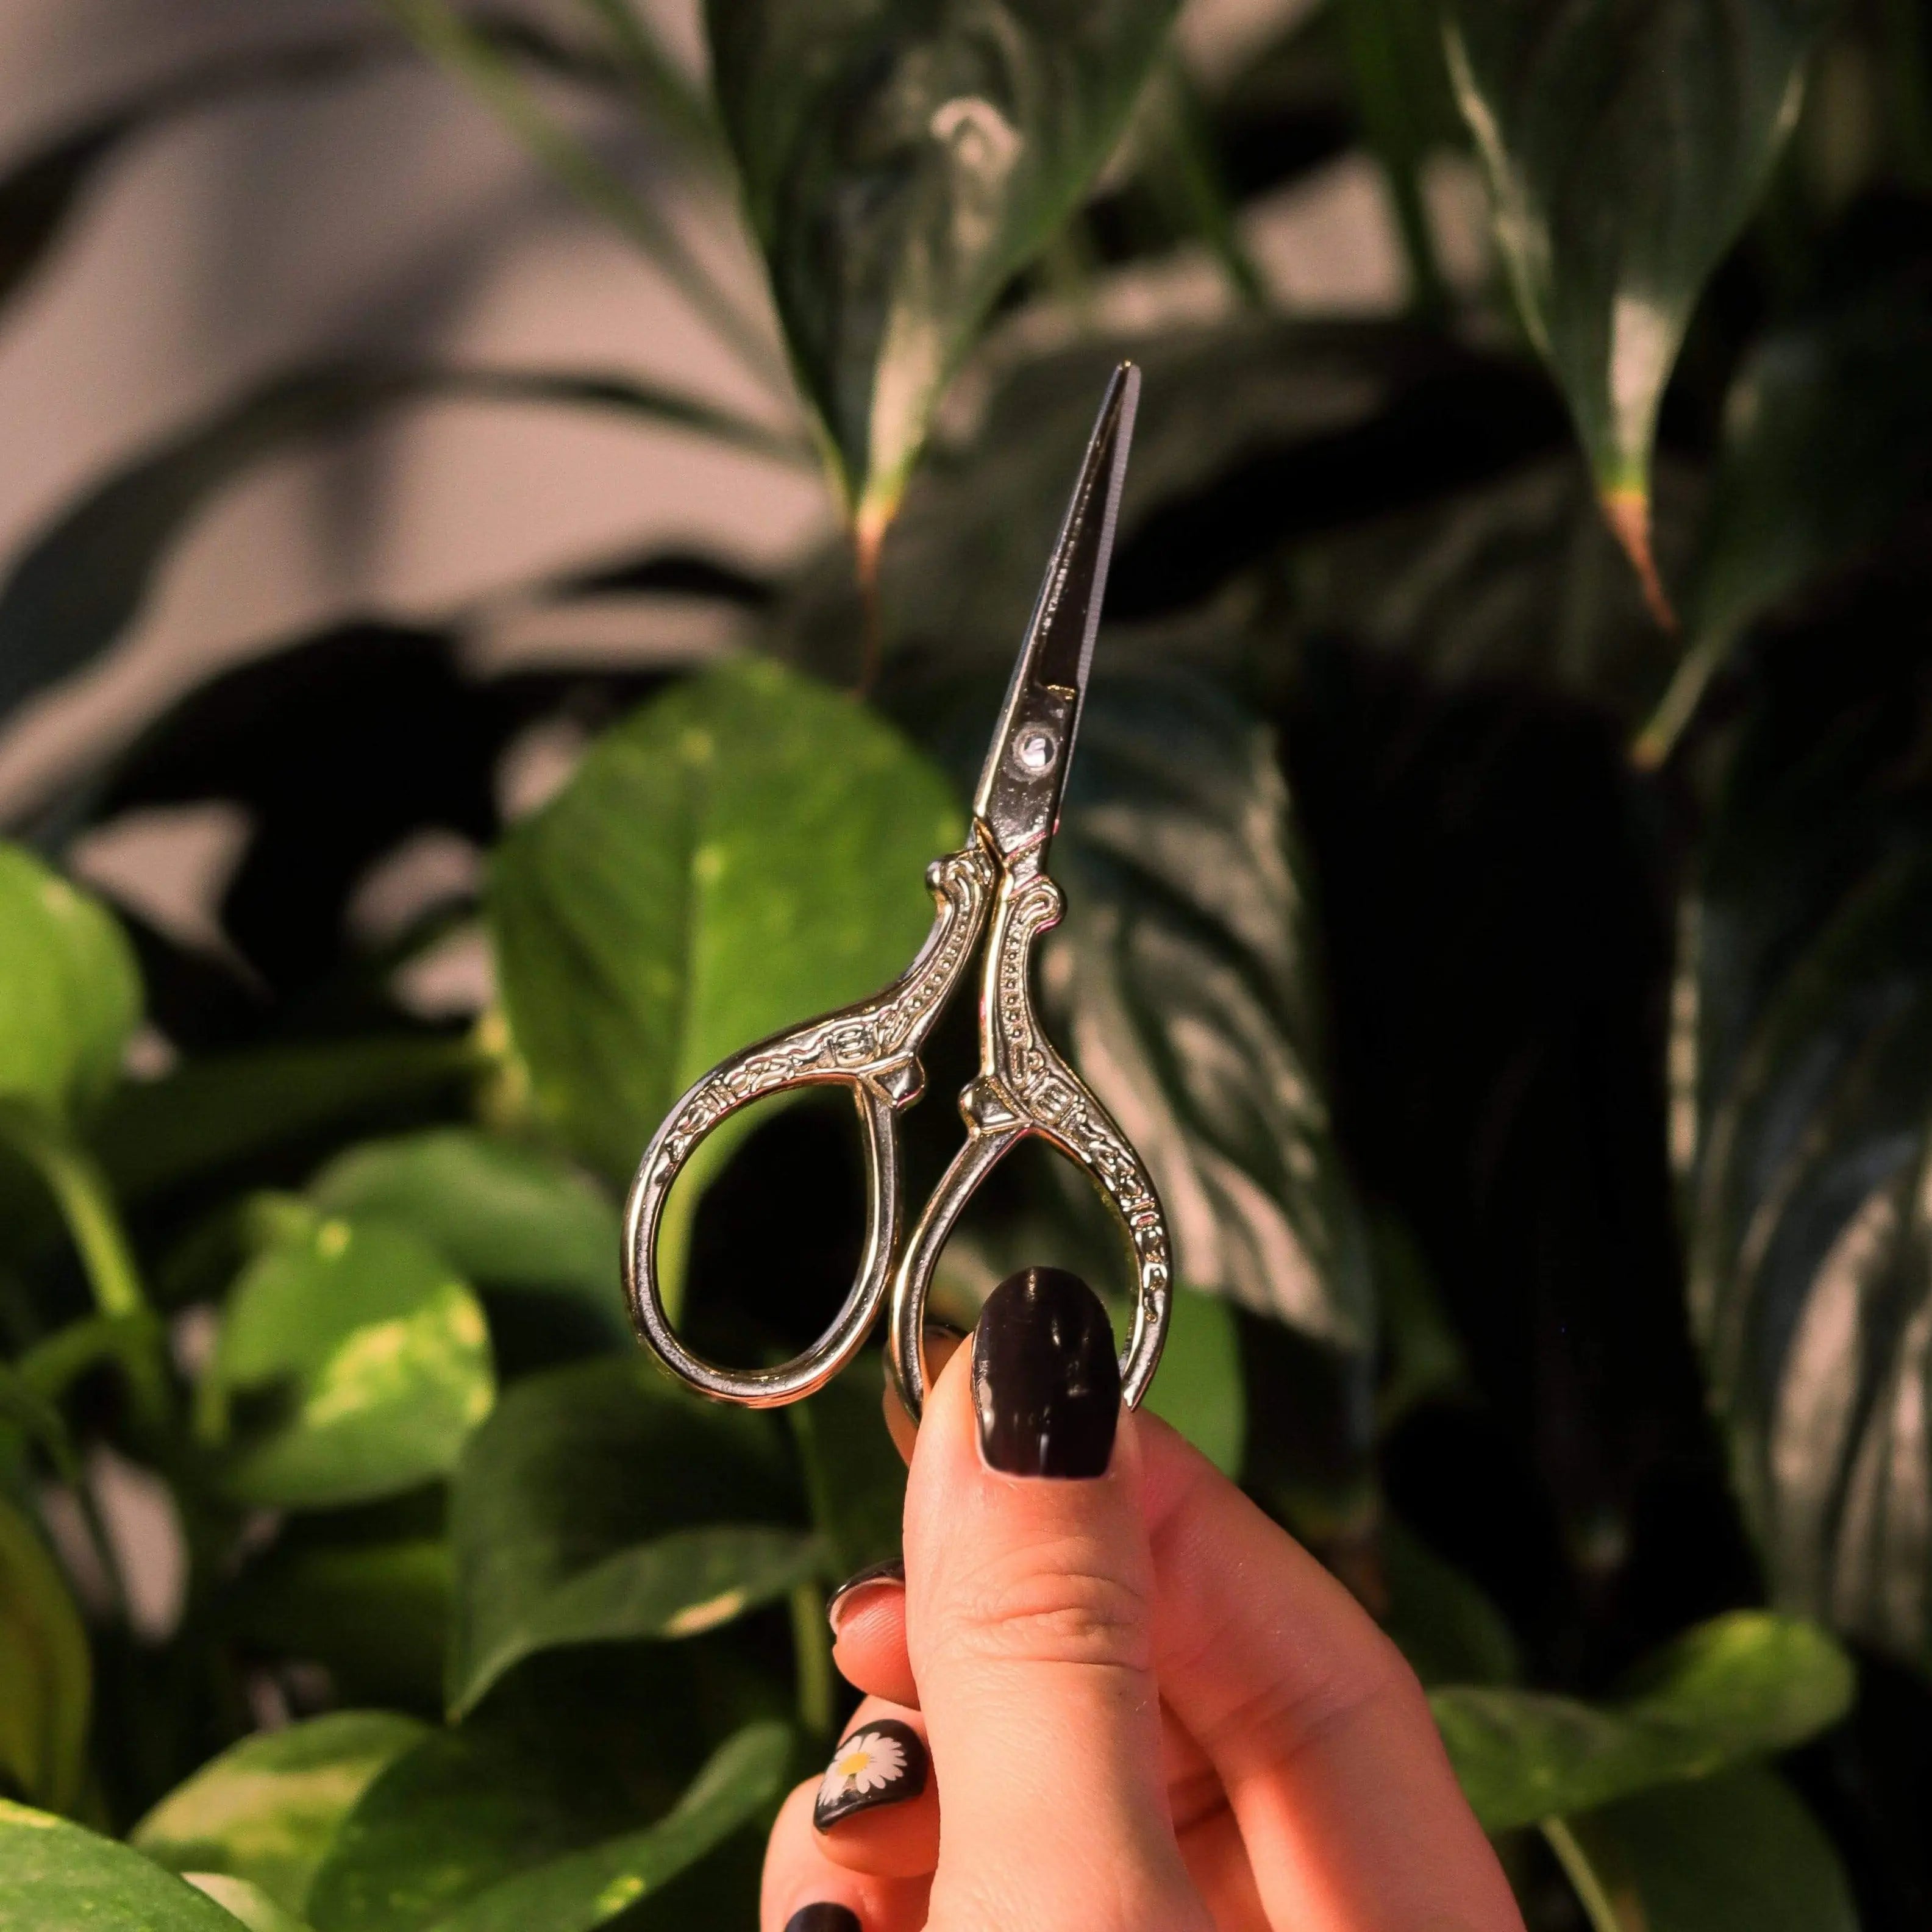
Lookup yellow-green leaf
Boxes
[0,1494,90,1814]
[207,1213,494,1508]
[133,1713,427,1915]
[0,843,138,1133]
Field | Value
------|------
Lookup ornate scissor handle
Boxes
[887,849,1173,1424]
[623,841,997,1406]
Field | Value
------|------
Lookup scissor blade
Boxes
[972,362,1140,854]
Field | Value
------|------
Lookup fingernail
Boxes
[826,1556,904,1634]
[784,1909,861,1932]
[813,1717,928,1831]
[973,1266,1120,1478]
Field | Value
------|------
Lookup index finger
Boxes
[1138,1415,1522,1932]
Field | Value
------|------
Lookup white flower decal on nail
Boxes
[820,1728,907,1803]
[813,1719,927,1829]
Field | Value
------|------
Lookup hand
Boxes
[761,1268,1524,1932]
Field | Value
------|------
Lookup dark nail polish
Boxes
[972,1266,1120,1478]
[826,1556,904,1632]
[812,1717,928,1831]
[784,1909,861,1932]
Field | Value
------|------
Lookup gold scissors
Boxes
[624,365,1171,1425]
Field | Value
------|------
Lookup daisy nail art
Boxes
[812,1717,929,1831]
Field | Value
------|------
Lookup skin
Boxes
[761,1336,1527,1932]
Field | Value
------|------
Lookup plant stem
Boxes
[1630,627,1730,770]
[13,1126,144,1323]
[1541,1817,1629,1932]
[5,1115,170,1435]
[790,1580,837,1743]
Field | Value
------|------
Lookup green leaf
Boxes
[419,1722,790,1932]
[1444,0,1830,588]
[304,1728,618,1932]
[1638,273,1932,765]
[309,1132,627,1345]
[1547,1766,1858,1932]
[1683,647,1932,1670]
[0,844,139,1133]
[304,1668,763,1932]
[0,1494,90,1814]
[446,1357,802,1714]
[706,0,1182,531]
[1432,1609,1852,1833]
[184,1873,316,1932]
[208,1212,495,1508]
[0,1802,252,1931]
[132,1713,429,1916]
[1290,451,1699,729]
[1049,675,1374,1349]
[788,1360,906,1579]
[227,1539,451,1711]
[94,1036,477,1208]
[0,363,808,731]
[1335,0,1461,308]
[464,1524,822,1711]
[487,657,960,1186]
[1140,1286,1245,1476]
[0,1360,77,1481]
[1380,1519,1522,1690]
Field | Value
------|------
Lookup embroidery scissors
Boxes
[623,364,1171,1425]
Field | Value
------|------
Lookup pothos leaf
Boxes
[206,1211,495,1508]
[417,1722,790,1932]
[705,0,1182,538]
[0,1800,247,1932]
[131,1713,429,1916]
[0,843,139,1134]
[1433,1611,1852,1833]
[487,658,959,1194]
[1444,0,1830,598]
[443,1357,799,1715]
[309,1131,629,1346]
[1547,1766,1857,1932]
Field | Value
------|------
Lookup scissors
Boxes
[623,363,1171,1425]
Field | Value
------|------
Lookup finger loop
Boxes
[627,1068,900,1406]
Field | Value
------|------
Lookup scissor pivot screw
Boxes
[1014,727,1057,772]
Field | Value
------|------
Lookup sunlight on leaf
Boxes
[707,0,1181,532]
[134,1713,427,1916]
[209,1214,494,1508]
[1434,1610,1851,1833]
[0,843,139,1133]
[1445,0,1830,605]
[488,657,959,1190]
[0,1800,245,1932]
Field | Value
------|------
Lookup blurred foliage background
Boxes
[2,0,1932,1927]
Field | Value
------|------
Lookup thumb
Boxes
[903,1268,1208,1932]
